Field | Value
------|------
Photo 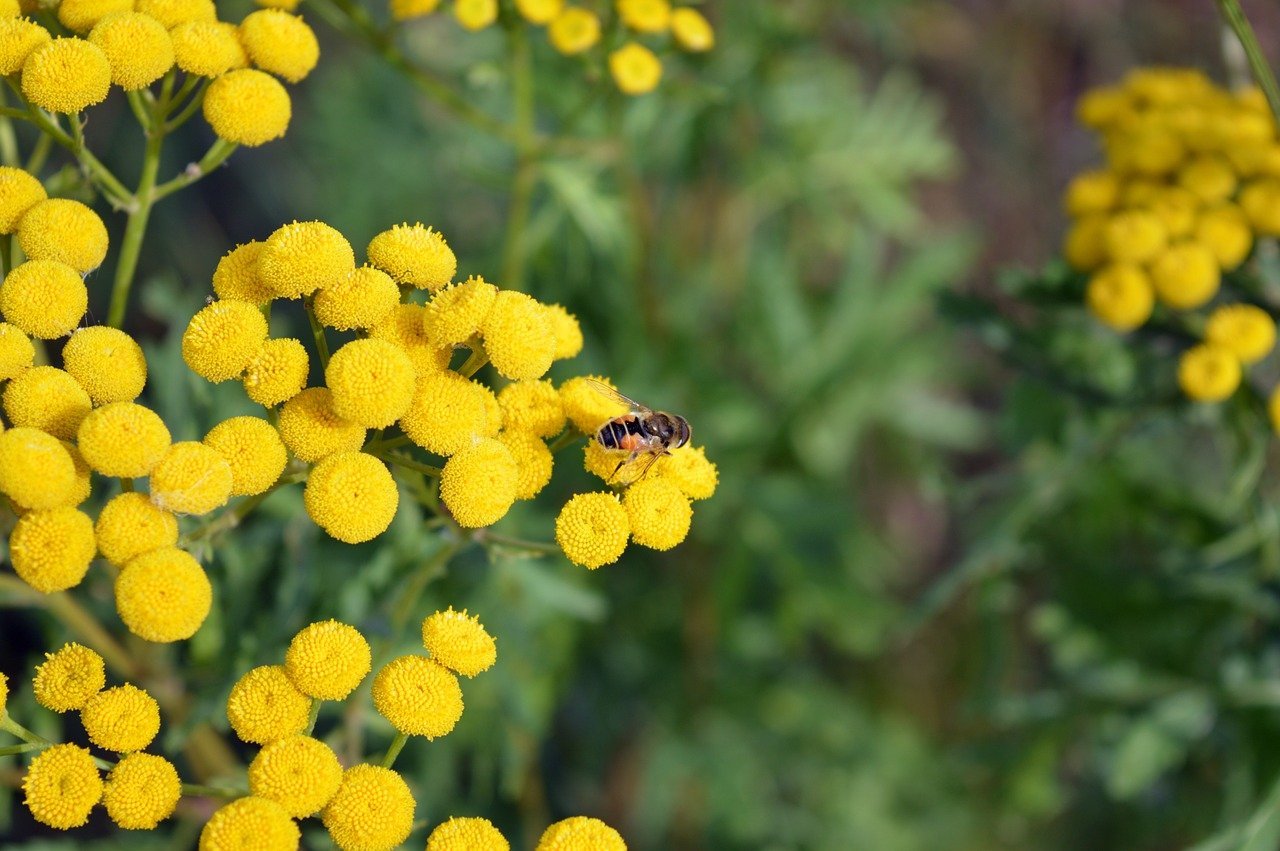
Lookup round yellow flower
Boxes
[1269,385,1280,434]
[623,477,691,550]
[227,665,311,745]
[1063,214,1107,271]
[95,491,179,566]
[423,275,497,347]
[314,265,399,331]
[536,816,626,851]
[498,430,554,499]
[239,9,318,83]
[203,68,292,146]
[516,0,562,25]
[617,0,669,32]
[81,683,161,753]
[243,337,308,407]
[1196,204,1253,270]
[543,303,583,360]
[481,291,555,381]
[89,12,174,89]
[248,735,343,818]
[671,7,713,51]
[0,259,88,338]
[1063,170,1118,217]
[555,492,629,568]
[609,42,662,94]
[1150,242,1220,310]
[1102,209,1167,265]
[62,440,92,505]
[1178,154,1236,205]
[325,338,416,428]
[1205,303,1275,365]
[203,416,288,496]
[62,327,147,404]
[1178,343,1242,403]
[21,37,111,114]
[1242,178,1280,236]
[77,402,171,478]
[277,387,366,462]
[284,619,371,700]
[212,241,271,304]
[422,608,496,677]
[1085,264,1154,333]
[400,371,498,456]
[372,655,463,738]
[367,223,456,290]
[652,443,716,500]
[182,300,269,382]
[171,20,248,77]
[440,438,518,528]
[0,427,78,509]
[56,0,130,33]
[0,321,33,379]
[18,199,108,274]
[1147,187,1198,239]
[199,796,300,851]
[427,817,510,851]
[453,0,497,30]
[548,7,599,55]
[135,0,215,28]
[3,365,92,439]
[257,220,354,299]
[369,303,453,378]
[149,441,233,515]
[22,744,102,830]
[0,165,45,232]
[33,642,105,712]
[116,548,212,642]
[10,507,96,592]
[390,0,439,21]
[0,18,50,76]
[304,451,399,543]
[498,380,565,438]
[560,376,628,433]
[322,764,415,851]
[102,753,181,830]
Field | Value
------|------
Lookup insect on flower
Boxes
[587,379,691,484]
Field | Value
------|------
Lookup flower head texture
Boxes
[535,816,627,851]
[653,444,717,500]
[367,223,456,290]
[499,430,554,499]
[115,548,213,642]
[454,0,497,31]
[1085,265,1154,333]
[0,18,50,76]
[81,683,161,753]
[3,365,92,439]
[543,303,584,360]
[325,338,416,427]
[0,259,89,338]
[0,427,78,509]
[481,291,556,381]
[203,68,291,146]
[389,0,439,20]
[248,735,344,817]
[555,492,630,569]
[182,300,270,382]
[1102,210,1167,265]
[57,0,132,31]
[671,7,714,51]
[212,241,271,304]
[322,764,415,851]
[22,37,111,113]
[204,416,288,496]
[95,491,179,566]
[62,440,93,506]
[33,642,105,712]
[285,619,372,700]
[400,371,498,456]
[10,507,96,592]
[239,9,317,83]
[172,19,247,77]
[440,438,519,528]
[89,12,174,89]
[0,165,46,232]
[62,326,148,404]
[422,608,497,677]
[609,42,662,95]
[136,0,216,27]
[517,0,561,24]
[617,0,669,32]
[1150,242,1220,309]
[372,655,464,737]
[243,337,309,407]
[18,199,108,273]
[277,387,366,462]
[77,401,172,477]
[623,478,692,550]
[304,451,399,543]
[548,7,600,55]
[423,275,498,347]
[226,665,311,745]
[199,796,300,851]
[369,303,453,378]
[0,321,34,379]
[258,220,354,298]
[1197,204,1252,270]
[149,441,234,515]
[498,380,565,438]
[560,376,629,434]
[1206,303,1276,365]
[427,817,510,851]
[315,265,399,331]
[103,753,181,829]
[1178,343,1241,403]
[22,744,102,830]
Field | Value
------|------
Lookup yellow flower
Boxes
[498,380,565,438]
[453,0,497,31]
[617,0,669,33]
[543,303,583,360]
[243,337,309,407]
[0,165,46,232]
[171,20,248,78]
[81,683,161,753]
[1102,209,1167,265]
[1178,154,1236,205]
[89,12,174,89]
[427,817,510,851]
[389,0,439,21]
[1146,188,1198,240]
[95,491,179,566]
[102,753,181,830]
[1085,264,1154,333]
[149,441,233,515]
[21,37,111,114]
[0,427,78,509]
[548,7,599,55]
[1269,385,1280,434]
[314,265,400,331]
[135,0,216,28]
[498,430,554,499]
[1150,242,1220,310]
[57,0,131,32]
[1205,303,1276,365]
[1,671,8,715]
[440,438,519,528]
[372,655,464,738]
[239,9,319,83]
[1178,343,1242,403]
[284,619,371,700]
[212,241,271,304]
[422,608,497,677]
[652,443,716,500]
[516,0,562,25]
[0,18,50,76]
[259,219,355,299]
[1241,178,1280,236]
[369,303,453,378]
[400,371,498,456]
[481,291,555,381]
[560,376,628,433]
[204,416,288,496]
[61,440,92,506]
[325,338,415,428]
[609,43,662,94]
[423,275,498,347]
[322,764,416,851]
[304,451,400,543]
[1196,204,1253,270]
[77,401,171,478]
[278,387,366,462]
[670,7,713,51]
[33,642,105,712]
[203,68,292,146]
[622,477,690,550]
[248,735,343,818]
[1077,88,1127,131]
[0,320,33,379]
[22,744,102,830]
[0,259,88,338]
[367,222,456,290]
[555,492,630,568]
[535,816,627,851]
[227,665,311,745]
[116,548,213,642]
[182,300,270,382]
[199,797,300,851]
[62,327,147,404]
[10,507,96,592]
[3,365,92,439]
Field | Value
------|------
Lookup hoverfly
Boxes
[586,379,691,484]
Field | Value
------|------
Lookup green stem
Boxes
[181,476,300,546]
[163,79,210,134]
[474,530,559,554]
[390,538,461,630]
[304,297,331,369]
[0,89,17,168]
[547,429,583,453]
[457,345,489,378]
[0,742,45,756]
[152,137,236,201]
[125,89,152,134]
[304,699,321,735]
[24,133,50,174]
[369,449,442,478]
[1215,0,1280,121]
[1,715,48,745]
[0,234,11,276]
[106,125,164,328]
[180,783,244,799]
[500,21,538,289]
[381,732,408,768]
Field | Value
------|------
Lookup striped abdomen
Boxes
[597,416,646,452]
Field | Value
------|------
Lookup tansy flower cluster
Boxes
[1064,68,1280,411]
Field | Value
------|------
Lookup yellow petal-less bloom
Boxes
[325,338,416,428]
[0,321,33,379]
[369,303,453,378]
[199,796,300,851]
[1206,304,1276,365]
[423,275,498,347]
[499,430,554,499]
[1150,242,1220,310]
[249,735,343,818]
[1241,178,1280,237]
[422,608,497,677]
[652,443,716,500]
[1197,204,1253,270]
[315,266,400,331]
[516,0,562,25]
[1178,343,1242,403]
[623,477,691,550]
[56,0,130,33]
[543,303,584,360]
[33,643,105,712]
[77,402,171,477]
[0,165,45,232]
[0,18,49,75]
[21,37,111,114]
[556,492,630,569]
[81,683,161,753]
[1085,264,1155,333]
[584,438,644,484]
[1147,187,1198,240]
[453,0,497,31]
[1102,209,1167,265]
[372,655,464,738]
[1178,154,1236,205]
[427,817,510,851]
[171,20,248,77]
[227,665,311,745]
[498,380,565,438]
[149,441,233,515]
[18,199,108,273]
[135,0,215,27]
[389,0,439,21]
[62,327,147,404]
[440,438,519,528]
[367,223,456,290]
[203,68,291,146]
[259,220,354,299]
[284,619,372,700]
[322,765,415,851]
[548,7,599,54]
[671,7,714,51]
[1063,171,1118,217]
[243,337,309,407]
[22,744,102,830]
[617,0,669,32]
[95,491,179,566]
[60,439,88,506]
[400,371,498,456]
[481,290,556,381]
[182,300,269,382]
[278,387,366,462]
[212,241,271,304]
[0,259,88,339]
[116,548,212,642]
[204,416,288,496]
[560,376,628,433]
[89,12,174,90]
[102,753,181,829]
[304,451,399,543]
[3,365,92,439]
[10,507,96,592]
[0,427,78,509]
[239,10,319,83]
[535,816,627,851]
[610,41,662,94]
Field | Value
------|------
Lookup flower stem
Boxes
[381,732,408,768]
[107,124,164,328]
[305,699,322,735]
[0,742,45,756]
[152,137,236,202]
[1215,0,1280,121]
[0,575,142,680]
[457,345,489,378]
[305,296,331,369]
[369,449,443,478]
[180,783,244,799]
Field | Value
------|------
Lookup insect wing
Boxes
[584,378,652,415]
[613,450,663,486]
